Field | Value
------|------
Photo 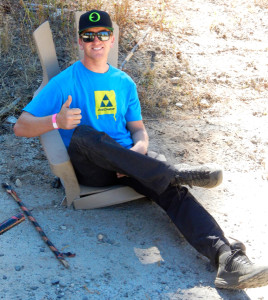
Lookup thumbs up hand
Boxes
[56,95,82,129]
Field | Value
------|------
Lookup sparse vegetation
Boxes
[0,0,267,125]
[0,0,186,122]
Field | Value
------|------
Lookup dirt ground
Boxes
[1,0,268,299]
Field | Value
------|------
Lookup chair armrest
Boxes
[40,130,80,206]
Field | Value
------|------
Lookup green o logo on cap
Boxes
[89,12,100,22]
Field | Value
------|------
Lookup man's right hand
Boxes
[56,95,82,129]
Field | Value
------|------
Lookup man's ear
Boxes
[110,34,115,48]
[78,38,84,50]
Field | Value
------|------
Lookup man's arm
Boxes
[14,111,56,137]
[116,120,149,178]
[14,96,82,137]
[127,120,149,155]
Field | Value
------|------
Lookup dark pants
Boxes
[68,125,230,264]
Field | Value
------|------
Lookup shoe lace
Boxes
[225,249,253,272]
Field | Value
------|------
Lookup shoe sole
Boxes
[215,269,268,289]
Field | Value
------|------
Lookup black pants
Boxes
[68,125,230,264]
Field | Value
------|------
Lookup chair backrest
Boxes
[74,11,119,68]
[32,21,60,97]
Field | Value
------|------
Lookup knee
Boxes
[73,125,104,145]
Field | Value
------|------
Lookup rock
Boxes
[51,279,60,285]
[97,234,104,241]
[39,278,46,284]
[170,77,180,84]
[5,116,17,124]
[59,282,67,288]
[15,178,22,187]
[179,71,188,76]
[15,266,22,271]
[175,102,183,108]
[199,99,210,107]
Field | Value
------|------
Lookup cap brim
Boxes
[79,26,114,34]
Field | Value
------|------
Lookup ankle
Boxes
[217,244,232,264]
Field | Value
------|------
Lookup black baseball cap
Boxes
[79,10,113,34]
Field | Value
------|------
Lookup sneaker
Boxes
[173,163,223,188]
[230,237,246,254]
[215,249,268,289]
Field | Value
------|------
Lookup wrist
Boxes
[52,113,59,129]
[131,143,148,155]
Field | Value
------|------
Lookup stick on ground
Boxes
[2,182,75,268]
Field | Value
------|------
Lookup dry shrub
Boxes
[113,0,132,29]
[0,0,194,121]
[254,0,268,8]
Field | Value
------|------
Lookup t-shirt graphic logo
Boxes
[94,90,117,120]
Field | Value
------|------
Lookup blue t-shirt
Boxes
[24,61,142,148]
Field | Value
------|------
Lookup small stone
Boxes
[59,282,67,288]
[170,77,180,84]
[51,279,60,285]
[200,99,210,107]
[15,266,22,271]
[0,254,4,257]
[60,225,67,230]
[30,286,39,290]
[6,116,17,124]
[3,275,7,280]
[175,102,183,108]
[97,234,104,241]
[39,278,46,284]
[15,179,22,188]
[40,248,45,252]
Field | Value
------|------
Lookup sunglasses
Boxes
[80,31,112,43]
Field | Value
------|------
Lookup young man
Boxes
[14,10,268,290]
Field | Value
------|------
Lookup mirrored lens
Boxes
[81,31,111,43]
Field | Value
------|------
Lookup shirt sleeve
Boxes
[125,82,142,122]
[23,78,64,117]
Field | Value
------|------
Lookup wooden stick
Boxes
[0,213,25,235]
[0,97,21,118]
[120,27,152,70]
[2,183,75,268]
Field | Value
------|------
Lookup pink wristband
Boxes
[52,113,59,129]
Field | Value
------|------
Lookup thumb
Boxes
[63,95,72,108]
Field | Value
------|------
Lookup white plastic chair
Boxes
[32,12,166,209]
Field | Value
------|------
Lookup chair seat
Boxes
[73,185,145,210]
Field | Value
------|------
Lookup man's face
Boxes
[79,27,114,62]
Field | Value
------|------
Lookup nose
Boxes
[92,35,100,43]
